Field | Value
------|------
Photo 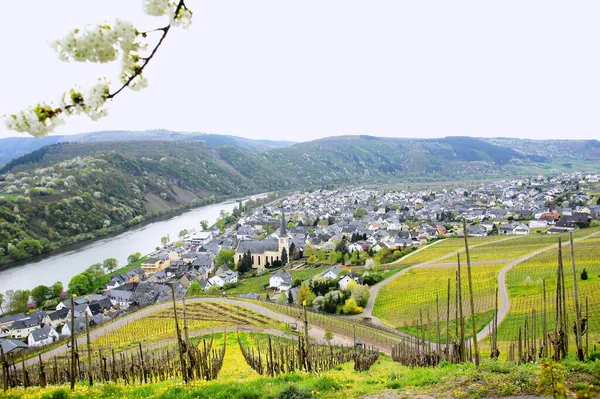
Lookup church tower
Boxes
[278,208,289,254]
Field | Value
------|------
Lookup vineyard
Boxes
[92,301,281,351]
[486,238,600,360]
[237,332,380,375]
[374,264,503,332]
[381,235,508,269]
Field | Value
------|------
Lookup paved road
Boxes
[23,297,354,368]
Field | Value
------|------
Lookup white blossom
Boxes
[171,7,193,29]
[4,104,65,137]
[142,0,171,16]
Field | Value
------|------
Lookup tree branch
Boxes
[106,0,187,100]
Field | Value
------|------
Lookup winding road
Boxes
[352,231,600,348]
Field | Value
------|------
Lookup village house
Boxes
[0,338,28,355]
[28,325,59,348]
[208,270,239,288]
[141,258,169,275]
[338,272,364,290]
[10,318,40,339]
[269,269,293,291]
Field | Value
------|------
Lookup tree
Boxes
[281,248,288,266]
[324,328,334,345]
[31,285,51,307]
[239,250,252,273]
[51,282,64,299]
[187,282,202,296]
[296,285,314,307]
[0,293,4,315]
[178,229,189,239]
[200,220,209,230]
[103,257,118,273]
[69,274,91,296]
[350,284,370,308]
[581,268,588,280]
[215,249,235,268]
[287,289,294,304]
[127,252,142,264]
[5,290,31,314]
[160,235,170,247]
[5,1,194,137]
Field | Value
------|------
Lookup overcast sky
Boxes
[1,1,599,142]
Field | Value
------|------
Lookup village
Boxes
[1,171,599,355]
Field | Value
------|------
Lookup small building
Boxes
[269,269,293,291]
[338,272,364,291]
[43,308,71,329]
[0,338,28,355]
[28,325,59,348]
[141,258,168,275]
[208,270,239,288]
[10,318,40,339]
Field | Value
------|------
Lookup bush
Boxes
[276,385,313,399]
[581,268,588,280]
[341,298,363,315]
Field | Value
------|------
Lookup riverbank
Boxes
[0,191,277,293]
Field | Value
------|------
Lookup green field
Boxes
[225,266,328,294]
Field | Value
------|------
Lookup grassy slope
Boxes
[5,333,600,399]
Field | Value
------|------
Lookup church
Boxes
[235,209,290,271]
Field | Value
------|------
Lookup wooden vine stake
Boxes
[569,231,584,361]
[85,312,93,386]
[170,284,188,384]
[462,219,480,366]
[70,294,76,390]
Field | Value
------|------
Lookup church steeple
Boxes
[280,208,287,236]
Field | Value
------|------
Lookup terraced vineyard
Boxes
[93,302,280,351]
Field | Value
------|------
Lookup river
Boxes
[0,194,267,294]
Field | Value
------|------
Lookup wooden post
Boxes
[170,284,187,383]
[457,253,465,362]
[139,342,147,384]
[446,278,451,360]
[462,219,480,366]
[85,312,93,386]
[38,354,46,388]
[585,296,589,358]
[569,231,584,361]
[1,346,8,392]
[436,294,441,358]
[542,279,548,358]
[70,294,76,390]
[302,300,311,372]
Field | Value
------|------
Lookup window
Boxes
[258,256,261,265]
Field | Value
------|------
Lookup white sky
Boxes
[1,1,599,142]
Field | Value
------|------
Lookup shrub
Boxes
[276,385,313,399]
[341,298,363,315]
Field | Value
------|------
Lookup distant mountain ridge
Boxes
[0,130,296,167]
